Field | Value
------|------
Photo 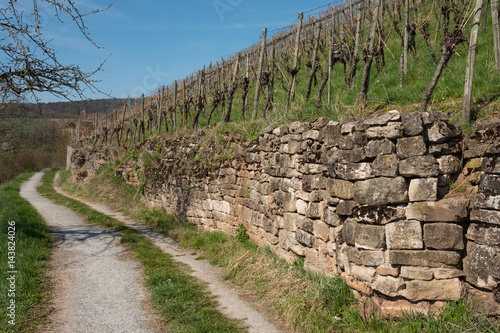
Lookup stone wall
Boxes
[69,111,500,315]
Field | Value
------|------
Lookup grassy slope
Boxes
[0,173,53,332]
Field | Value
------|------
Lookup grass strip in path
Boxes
[38,170,246,333]
[0,173,53,332]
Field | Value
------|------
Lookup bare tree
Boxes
[0,1,112,104]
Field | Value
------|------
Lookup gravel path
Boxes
[20,172,156,333]
[53,173,284,333]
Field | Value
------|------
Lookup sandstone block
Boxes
[287,237,306,256]
[401,112,423,136]
[397,136,427,158]
[372,154,399,177]
[386,220,423,249]
[283,213,299,232]
[366,139,395,158]
[313,220,330,242]
[366,123,403,140]
[302,174,326,191]
[409,178,438,202]
[306,202,321,219]
[401,278,463,301]
[372,275,404,297]
[389,250,461,268]
[352,206,406,225]
[406,199,468,222]
[431,268,464,279]
[347,247,362,265]
[437,155,461,174]
[425,120,462,143]
[326,178,354,199]
[464,243,500,289]
[296,199,308,216]
[399,155,439,177]
[376,267,400,277]
[400,266,433,280]
[350,264,377,283]
[353,177,408,206]
[334,162,373,180]
[341,272,373,295]
[355,224,386,250]
[423,223,464,250]
[467,287,500,316]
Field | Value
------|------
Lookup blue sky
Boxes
[38,0,335,102]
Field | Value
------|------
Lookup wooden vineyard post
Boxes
[252,28,267,121]
[223,53,240,123]
[305,22,322,101]
[182,79,187,127]
[287,11,304,109]
[403,0,410,78]
[141,93,145,140]
[173,80,178,131]
[462,0,484,123]
[351,4,363,90]
[492,0,500,70]
[128,98,134,146]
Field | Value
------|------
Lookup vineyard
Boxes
[75,0,500,145]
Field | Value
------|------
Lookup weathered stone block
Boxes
[399,155,439,177]
[421,111,448,124]
[296,199,308,215]
[350,264,377,283]
[361,250,385,267]
[406,199,468,222]
[479,174,500,195]
[289,121,310,134]
[366,139,395,158]
[302,174,326,191]
[352,206,406,225]
[313,220,330,242]
[437,155,461,174]
[287,237,306,256]
[296,229,314,248]
[372,154,399,177]
[326,178,354,199]
[337,200,359,215]
[355,224,386,250]
[306,202,321,219]
[428,141,463,156]
[401,112,423,136]
[302,129,320,140]
[353,177,408,206]
[396,136,427,158]
[334,163,373,180]
[372,275,404,297]
[363,110,401,126]
[425,120,462,143]
[283,213,299,232]
[431,268,464,279]
[401,278,463,301]
[346,247,362,265]
[376,267,400,277]
[464,243,500,289]
[323,207,341,226]
[423,223,464,250]
[342,218,358,245]
[366,123,403,140]
[386,220,423,249]
[467,224,500,246]
[409,178,438,202]
[472,193,500,210]
[470,209,500,225]
[482,157,500,174]
[400,266,433,280]
[388,250,461,268]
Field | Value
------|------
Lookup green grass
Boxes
[38,170,246,333]
[0,172,53,332]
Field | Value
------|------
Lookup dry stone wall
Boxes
[69,111,500,315]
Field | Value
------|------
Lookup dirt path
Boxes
[53,173,283,333]
[20,172,157,333]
